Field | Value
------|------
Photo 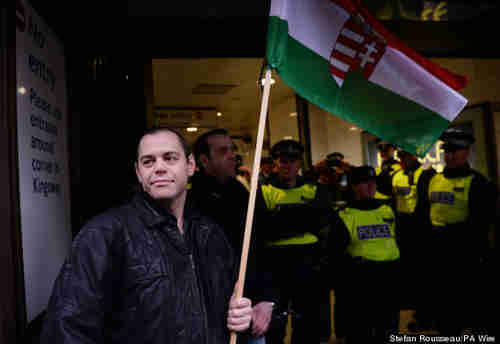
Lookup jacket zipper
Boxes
[189,253,209,344]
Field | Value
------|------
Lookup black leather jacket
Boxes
[40,191,236,344]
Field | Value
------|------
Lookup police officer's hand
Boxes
[227,282,252,332]
[251,301,274,336]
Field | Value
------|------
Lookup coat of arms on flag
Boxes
[330,14,386,87]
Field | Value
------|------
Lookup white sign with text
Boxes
[16,0,72,322]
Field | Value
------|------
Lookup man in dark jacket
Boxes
[190,129,274,342]
[40,127,252,344]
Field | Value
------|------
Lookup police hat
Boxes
[271,140,304,159]
[374,138,395,151]
[348,166,376,185]
[440,128,475,150]
[327,152,344,160]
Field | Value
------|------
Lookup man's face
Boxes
[444,146,470,168]
[135,131,195,202]
[354,179,377,199]
[261,162,272,175]
[277,155,301,181]
[378,145,395,160]
[399,153,417,168]
[201,134,236,181]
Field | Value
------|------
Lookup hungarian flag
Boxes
[266,0,468,156]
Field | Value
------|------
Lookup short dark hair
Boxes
[136,126,191,161]
[193,128,229,163]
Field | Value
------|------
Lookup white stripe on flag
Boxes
[335,43,356,58]
[370,47,467,122]
[271,0,350,61]
[341,28,363,44]
[331,58,350,72]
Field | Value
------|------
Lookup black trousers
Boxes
[396,213,422,309]
[264,244,322,344]
[334,259,400,344]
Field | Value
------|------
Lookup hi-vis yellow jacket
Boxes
[261,183,319,246]
[428,173,473,226]
[392,167,425,214]
[339,204,400,262]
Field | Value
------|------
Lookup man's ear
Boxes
[187,154,196,177]
[135,162,142,182]
[199,154,209,170]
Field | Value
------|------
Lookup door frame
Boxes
[0,3,28,344]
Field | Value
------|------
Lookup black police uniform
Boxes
[328,166,401,344]
[256,140,331,344]
[418,129,498,335]
[391,156,436,309]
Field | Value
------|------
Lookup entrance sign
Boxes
[16,0,72,322]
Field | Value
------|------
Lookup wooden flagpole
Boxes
[229,68,272,344]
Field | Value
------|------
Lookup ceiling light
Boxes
[349,126,358,131]
[283,136,293,140]
[289,112,297,117]
[186,127,198,132]
[18,87,26,95]
[261,77,276,86]
[217,112,222,117]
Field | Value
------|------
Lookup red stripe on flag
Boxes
[348,0,467,90]
[329,65,346,80]
[331,50,357,67]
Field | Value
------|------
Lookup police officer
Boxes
[391,150,436,308]
[374,139,401,201]
[256,139,330,344]
[328,166,400,344]
[422,128,498,335]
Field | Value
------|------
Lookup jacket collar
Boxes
[191,171,243,193]
[403,161,421,175]
[348,198,385,210]
[268,175,307,189]
[133,191,202,230]
[443,164,473,178]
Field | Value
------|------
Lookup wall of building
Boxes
[309,103,364,166]
[268,95,299,146]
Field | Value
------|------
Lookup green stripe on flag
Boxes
[266,16,450,156]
